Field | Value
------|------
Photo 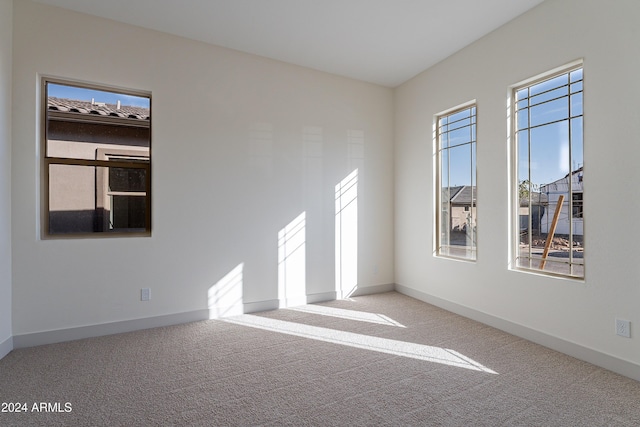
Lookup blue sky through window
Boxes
[439,106,476,188]
[516,68,583,187]
[48,83,150,108]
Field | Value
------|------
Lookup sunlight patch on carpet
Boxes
[223,314,497,374]
[287,305,406,328]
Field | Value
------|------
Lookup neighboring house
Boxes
[443,185,477,233]
[47,97,150,233]
[540,167,584,236]
[519,192,548,234]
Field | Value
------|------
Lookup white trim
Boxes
[434,99,477,118]
[305,291,338,304]
[42,74,151,101]
[10,283,637,383]
[13,310,209,348]
[434,102,478,262]
[395,284,640,381]
[350,283,395,297]
[242,299,278,314]
[278,295,311,308]
[509,58,583,90]
[11,289,374,348]
[0,335,13,360]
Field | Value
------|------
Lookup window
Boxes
[43,78,151,236]
[571,192,583,219]
[436,104,477,260]
[513,62,583,278]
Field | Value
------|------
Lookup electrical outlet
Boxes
[615,318,631,338]
[141,288,151,301]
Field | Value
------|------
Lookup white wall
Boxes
[0,0,13,358]
[395,0,639,377]
[12,1,394,337]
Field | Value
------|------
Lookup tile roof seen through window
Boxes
[446,186,477,205]
[48,97,150,121]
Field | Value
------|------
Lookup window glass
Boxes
[514,64,584,278]
[437,105,477,260]
[44,79,151,236]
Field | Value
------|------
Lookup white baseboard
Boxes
[243,299,279,314]
[11,283,636,382]
[279,295,312,308]
[305,291,338,304]
[13,309,210,349]
[350,283,395,297]
[395,284,640,382]
[213,292,341,317]
[11,289,364,348]
[0,335,13,360]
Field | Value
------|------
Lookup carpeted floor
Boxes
[1,292,639,426]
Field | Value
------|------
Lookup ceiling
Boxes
[34,0,544,87]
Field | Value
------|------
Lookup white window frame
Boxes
[510,60,584,279]
[435,102,477,261]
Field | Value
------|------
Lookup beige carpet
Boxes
[1,292,639,426]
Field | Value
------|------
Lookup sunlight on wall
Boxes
[288,304,406,328]
[223,314,497,374]
[335,170,358,298]
[278,212,307,307]
[208,263,244,319]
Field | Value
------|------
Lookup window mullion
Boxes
[568,93,574,275]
